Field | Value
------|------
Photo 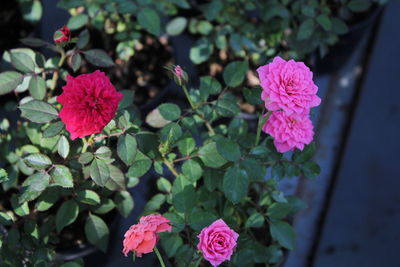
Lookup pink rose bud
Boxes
[197,219,239,266]
[123,214,172,257]
[263,111,314,153]
[57,70,123,140]
[257,56,321,116]
[53,25,71,46]
[174,65,183,78]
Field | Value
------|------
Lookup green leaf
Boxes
[267,203,292,220]
[19,100,58,123]
[12,194,30,215]
[243,87,263,105]
[10,52,36,73]
[331,18,349,35]
[92,199,115,214]
[204,168,223,192]
[51,165,73,188]
[245,212,265,228]
[0,168,8,184]
[182,159,203,182]
[166,17,187,36]
[90,159,110,186]
[118,90,134,110]
[301,161,321,179]
[292,142,315,163]
[188,210,218,231]
[70,52,82,72]
[77,29,90,49]
[24,153,52,170]
[126,150,152,177]
[216,138,241,162]
[270,221,296,250]
[190,38,214,64]
[35,188,59,211]
[117,134,137,166]
[177,137,196,156]
[28,75,46,100]
[107,164,126,190]
[85,214,109,252]
[144,193,166,211]
[67,13,89,30]
[95,146,112,160]
[158,103,181,121]
[272,163,285,179]
[57,136,70,159]
[173,184,196,213]
[114,191,134,218]
[0,71,24,95]
[223,61,248,87]
[163,212,185,233]
[160,232,183,258]
[348,0,371,12]
[138,8,161,36]
[216,99,240,117]
[241,157,266,181]
[77,190,101,205]
[79,152,94,164]
[43,121,64,137]
[56,200,79,232]
[316,14,332,31]
[157,177,172,193]
[199,142,227,168]
[222,167,249,204]
[297,19,315,40]
[200,76,221,95]
[160,122,182,143]
[83,49,114,67]
[20,0,42,23]
[0,212,13,226]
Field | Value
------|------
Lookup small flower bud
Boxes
[172,65,188,86]
[54,26,71,46]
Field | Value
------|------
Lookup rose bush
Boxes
[0,13,322,267]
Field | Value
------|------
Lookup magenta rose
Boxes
[257,56,321,115]
[197,219,239,266]
[263,111,314,153]
[57,70,123,140]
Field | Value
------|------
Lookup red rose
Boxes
[57,70,123,140]
[54,26,71,45]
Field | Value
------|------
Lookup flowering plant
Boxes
[0,19,321,266]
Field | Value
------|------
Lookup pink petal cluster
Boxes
[197,219,239,266]
[54,25,71,44]
[263,111,314,153]
[123,214,172,257]
[257,56,320,115]
[57,70,123,140]
[257,56,320,153]
[174,65,183,78]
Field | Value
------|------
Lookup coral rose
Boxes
[57,70,123,140]
[263,111,314,153]
[257,56,321,115]
[197,219,239,266]
[123,214,172,257]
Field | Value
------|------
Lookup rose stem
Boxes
[255,110,271,146]
[154,246,166,267]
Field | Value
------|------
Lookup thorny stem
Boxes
[154,247,166,267]
[93,130,126,142]
[174,154,199,163]
[50,48,67,90]
[255,110,271,146]
[163,159,179,177]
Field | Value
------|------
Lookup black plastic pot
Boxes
[313,7,383,75]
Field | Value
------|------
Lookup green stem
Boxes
[82,137,89,153]
[154,247,166,267]
[182,85,196,110]
[58,48,66,67]
[192,256,203,267]
[255,110,272,146]
[163,159,179,177]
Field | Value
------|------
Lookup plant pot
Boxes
[313,6,383,75]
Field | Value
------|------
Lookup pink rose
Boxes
[197,219,239,266]
[257,56,321,115]
[174,65,183,78]
[57,70,123,140]
[123,214,172,257]
[263,111,314,153]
